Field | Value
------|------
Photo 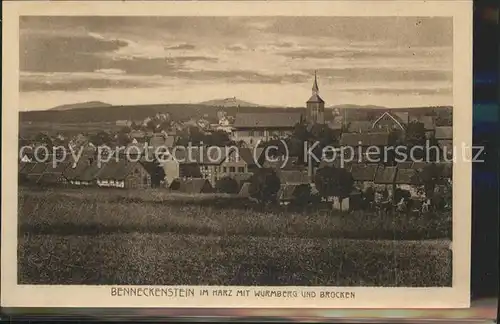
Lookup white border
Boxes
[1,0,472,308]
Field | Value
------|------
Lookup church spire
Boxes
[312,70,319,94]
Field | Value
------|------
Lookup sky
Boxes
[19,16,453,111]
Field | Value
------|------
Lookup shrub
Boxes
[215,176,239,194]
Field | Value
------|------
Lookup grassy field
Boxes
[18,187,453,286]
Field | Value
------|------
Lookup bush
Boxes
[215,176,239,194]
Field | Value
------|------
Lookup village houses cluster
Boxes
[18,73,453,209]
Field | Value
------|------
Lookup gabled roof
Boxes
[410,115,435,130]
[277,183,301,201]
[435,126,453,140]
[222,148,263,166]
[63,158,93,181]
[28,162,49,175]
[395,168,421,185]
[396,161,414,169]
[374,166,397,184]
[95,159,120,180]
[318,160,352,170]
[233,112,302,128]
[340,132,390,146]
[37,172,64,184]
[231,172,253,186]
[373,112,407,129]
[262,156,300,170]
[239,182,251,197]
[307,93,325,104]
[172,178,213,193]
[20,162,37,175]
[347,121,373,133]
[350,163,378,182]
[77,160,104,182]
[43,161,71,174]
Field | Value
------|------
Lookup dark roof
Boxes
[112,160,149,181]
[410,115,435,130]
[278,170,309,184]
[395,168,421,185]
[173,178,213,193]
[262,156,300,170]
[435,126,453,140]
[37,172,64,184]
[411,162,428,170]
[231,172,253,185]
[223,148,260,165]
[347,121,373,133]
[350,164,378,181]
[278,184,296,201]
[233,112,302,128]
[307,93,325,104]
[43,161,71,174]
[20,162,37,175]
[77,161,104,182]
[95,159,120,180]
[63,158,93,180]
[318,160,352,170]
[166,146,230,165]
[397,161,414,169]
[393,112,409,124]
[340,132,390,146]
[374,166,397,184]
[28,162,49,175]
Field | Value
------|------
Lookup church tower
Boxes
[306,71,325,124]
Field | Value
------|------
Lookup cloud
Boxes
[20,78,158,92]
[108,56,217,75]
[166,43,196,50]
[20,34,129,73]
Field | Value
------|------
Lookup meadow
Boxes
[17,187,453,286]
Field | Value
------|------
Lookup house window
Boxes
[229,167,236,173]
[249,131,254,136]
[238,167,245,173]
[223,167,227,173]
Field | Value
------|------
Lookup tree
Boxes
[314,166,354,210]
[291,183,313,207]
[417,163,444,199]
[204,130,235,147]
[405,121,427,160]
[215,176,240,194]
[248,168,281,204]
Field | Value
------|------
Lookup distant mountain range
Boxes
[50,101,113,111]
[198,97,261,108]
[20,99,450,125]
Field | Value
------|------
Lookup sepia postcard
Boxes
[2,1,472,309]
